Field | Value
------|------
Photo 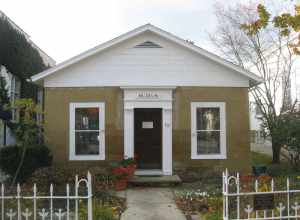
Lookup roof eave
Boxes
[250,78,264,87]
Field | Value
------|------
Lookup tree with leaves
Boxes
[9,99,45,185]
[0,98,52,184]
[241,3,300,54]
[280,111,300,169]
[0,14,52,183]
[210,2,300,163]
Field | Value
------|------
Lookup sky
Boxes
[3,0,300,110]
[1,0,247,63]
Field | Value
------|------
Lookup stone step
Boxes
[128,175,182,186]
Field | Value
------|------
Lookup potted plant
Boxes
[120,157,137,177]
[111,157,137,191]
[252,165,267,176]
[112,166,130,191]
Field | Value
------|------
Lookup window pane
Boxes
[75,132,99,155]
[197,108,220,130]
[75,108,99,130]
[197,131,220,154]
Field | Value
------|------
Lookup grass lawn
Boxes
[251,151,272,166]
[251,151,300,177]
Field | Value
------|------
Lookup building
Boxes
[31,24,262,175]
[249,102,264,144]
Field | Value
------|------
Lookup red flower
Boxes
[240,175,255,183]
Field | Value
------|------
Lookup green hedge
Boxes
[0,145,52,183]
[0,17,47,79]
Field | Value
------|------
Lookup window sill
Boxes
[191,154,227,160]
[69,155,105,161]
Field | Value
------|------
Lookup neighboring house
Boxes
[31,24,262,175]
[0,11,55,147]
[0,65,20,146]
[249,102,265,144]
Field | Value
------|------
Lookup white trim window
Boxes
[191,102,226,159]
[69,102,105,160]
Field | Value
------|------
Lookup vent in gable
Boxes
[134,41,162,48]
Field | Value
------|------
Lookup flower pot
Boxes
[115,178,128,191]
[252,165,267,176]
[127,164,136,177]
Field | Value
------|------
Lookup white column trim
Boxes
[162,108,172,175]
[124,108,134,159]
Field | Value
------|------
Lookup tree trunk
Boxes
[272,139,281,164]
[10,145,26,187]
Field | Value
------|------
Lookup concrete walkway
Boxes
[120,187,186,220]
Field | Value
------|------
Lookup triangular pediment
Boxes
[31,24,262,86]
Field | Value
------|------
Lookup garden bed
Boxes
[173,152,300,220]
[0,166,126,220]
[174,180,223,220]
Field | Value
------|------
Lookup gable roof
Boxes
[31,24,262,86]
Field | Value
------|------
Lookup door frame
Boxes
[122,87,174,176]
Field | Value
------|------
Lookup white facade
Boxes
[32,24,261,85]
[43,32,250,88]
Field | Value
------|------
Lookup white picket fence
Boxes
[223,169,300,220]
[0,172,92,220]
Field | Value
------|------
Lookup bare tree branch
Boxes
[210,2,297,163]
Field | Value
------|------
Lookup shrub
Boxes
[79,205,117,220]
[94,207,117,220]
[26,166,73,191]
[0,145,52,183]
[27,166,112,193]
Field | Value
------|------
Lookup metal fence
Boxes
[0,172,92,220]
[223,169,300,220]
